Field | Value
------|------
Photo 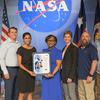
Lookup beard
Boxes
[81,39,89,46]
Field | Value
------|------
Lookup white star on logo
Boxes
[77,17,83,28]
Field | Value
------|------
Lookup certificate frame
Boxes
[32,52,51,74]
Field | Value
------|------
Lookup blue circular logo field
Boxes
[18,0,72,32]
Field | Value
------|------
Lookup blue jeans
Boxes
[3,67,19,100]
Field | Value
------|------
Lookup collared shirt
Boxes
[78,43,98,80]
[0,38,21,75]
[94,39,100,74]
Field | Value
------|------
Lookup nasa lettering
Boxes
[18,0,71,32]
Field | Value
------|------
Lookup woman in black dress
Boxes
[17,32,36,100]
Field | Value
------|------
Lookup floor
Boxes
[0,84,97,100]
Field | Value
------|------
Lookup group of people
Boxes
[0,26,99,100]
[61,31,98,100]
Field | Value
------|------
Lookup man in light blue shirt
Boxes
[0,27,21,100]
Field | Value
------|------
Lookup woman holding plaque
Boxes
[41,35,63,100]
[61,31,78,100]
[17,32,36,100]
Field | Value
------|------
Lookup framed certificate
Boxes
[32,52,51,74]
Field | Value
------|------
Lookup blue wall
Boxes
[0,0,97,50]
[0,0,97,84]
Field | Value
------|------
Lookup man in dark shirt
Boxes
[78,32,98,100]
[0,66,2,95]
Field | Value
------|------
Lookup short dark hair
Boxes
[63,30,73,38]
[45,35,57,45]
[23,32,31,39]
[8,27,18,33]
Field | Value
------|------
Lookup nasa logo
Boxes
[17,0,72,32]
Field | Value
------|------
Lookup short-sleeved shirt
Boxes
[43,47,62,73]
[78,43,98,80]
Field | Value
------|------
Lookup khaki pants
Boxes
[96,72,100,100]
[78,79,95,100]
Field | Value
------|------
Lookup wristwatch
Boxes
[88,74,93,77]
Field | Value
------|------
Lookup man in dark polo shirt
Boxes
[78,32,98,100]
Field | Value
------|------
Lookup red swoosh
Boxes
[23,0,63,29]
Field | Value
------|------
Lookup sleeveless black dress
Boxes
[17,46,36,93]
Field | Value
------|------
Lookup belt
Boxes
[6,66,19,68]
